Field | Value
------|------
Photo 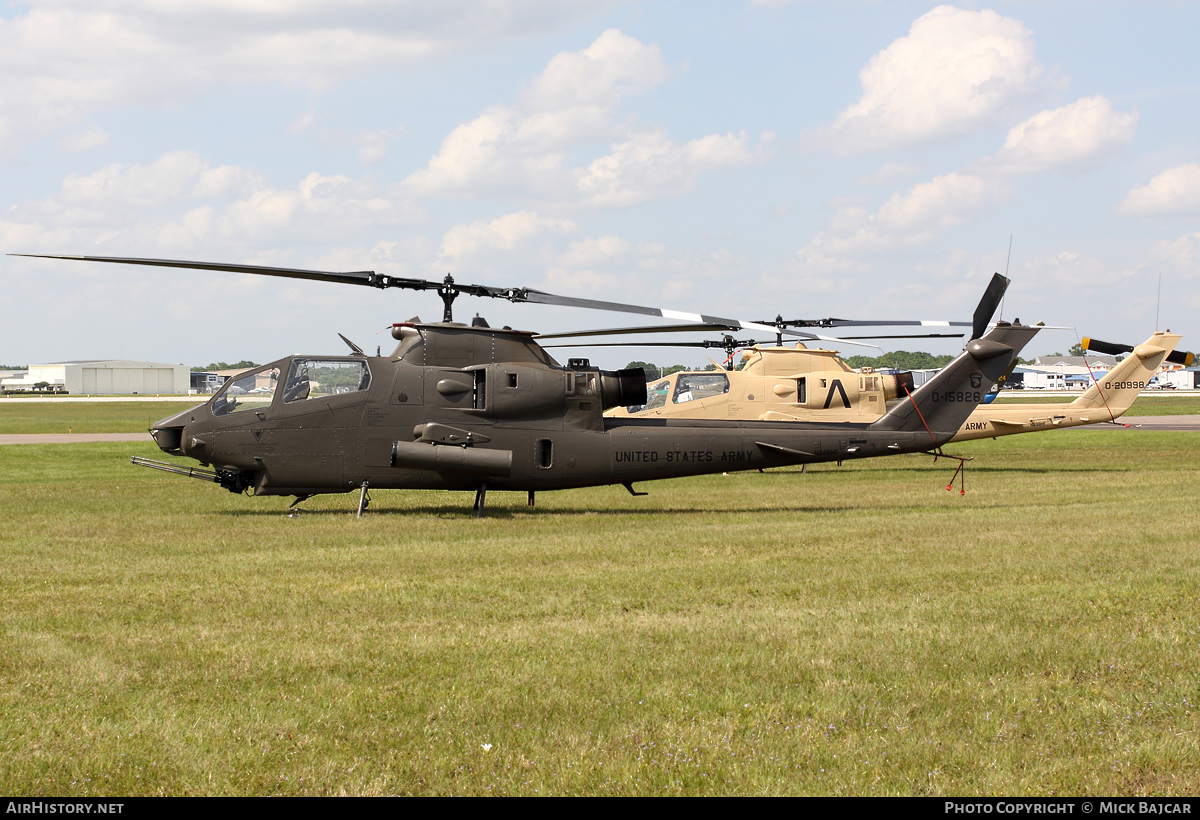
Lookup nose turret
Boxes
[149,404,203,455]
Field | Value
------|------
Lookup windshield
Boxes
[625,379,669,414]
[211,366,279,416]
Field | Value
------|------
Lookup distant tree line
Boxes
[191,360,259,372]
[0,364,28,370]
[623,361,726,381]
[622,362,685,381]
[843,351,955,370]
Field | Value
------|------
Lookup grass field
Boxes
[1,430,1198,796]
[0,401,196,434]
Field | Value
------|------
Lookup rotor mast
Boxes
[438,274,460,323]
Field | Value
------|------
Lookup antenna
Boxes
[1156,272,1162,332]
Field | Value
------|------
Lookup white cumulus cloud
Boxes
[877,173,1002,231]
[984,96,1138,174]
[0,1,611,154]
[1117,163,1200,219]
[4,150,421,253]
[404,29,758,208]
[521,27,670,112]
[826,5,1054,154]
[440,211,576,261]
[799,173,1009,263]
[1152,230,1200,273]
[554,235,631,268]
[48,151,262,216]
[575,129,754,208]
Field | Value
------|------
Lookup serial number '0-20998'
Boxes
[1105,381,1146,390]
[933,391,983,403]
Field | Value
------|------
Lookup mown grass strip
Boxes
[1,433,1197,795]
[0,401,202,435]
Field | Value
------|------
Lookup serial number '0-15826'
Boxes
[933,391,983,403]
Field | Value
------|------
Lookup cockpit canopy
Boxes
[281,358,371,403]
[211,365,280,416]
[210,358,372,416]
[626,371,730,414]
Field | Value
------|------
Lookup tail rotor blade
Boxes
[1080,338,1132,357]
[1084,336,1195,367]
[972,273,1010,340]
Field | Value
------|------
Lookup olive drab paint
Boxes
[13,254,1035,515]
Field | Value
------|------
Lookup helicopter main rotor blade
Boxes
[756,273,1010,339]
[763,318,973,329]
[541,327,965,344]
[7,254,754,323]
[537,322,741,339]
[10,253,879,345]
[9,253,387,288]
[543,340,765,349]
[836,332,965,340]
[510,289,888,345]
[9,253,538,302]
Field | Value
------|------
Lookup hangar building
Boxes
[1,360,190,395]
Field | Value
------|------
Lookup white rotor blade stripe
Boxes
[661,309,705,322]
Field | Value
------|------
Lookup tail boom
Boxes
[949,331,1185,441]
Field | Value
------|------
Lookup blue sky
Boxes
[3,1,1199,369]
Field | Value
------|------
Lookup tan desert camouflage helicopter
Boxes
[13,254,1035,515]
[543,296,1007,422]
[574,325,1187,442]
[600,343,923,424]
[546,303,991,423]
[953,331,1190,441]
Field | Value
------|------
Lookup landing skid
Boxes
[356,482,371,518]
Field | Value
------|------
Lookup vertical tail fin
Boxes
[1074,332,1185,413]
[870,272,1031,440]
[869,323,1040,439]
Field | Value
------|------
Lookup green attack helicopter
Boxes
[14,254,1034,515]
